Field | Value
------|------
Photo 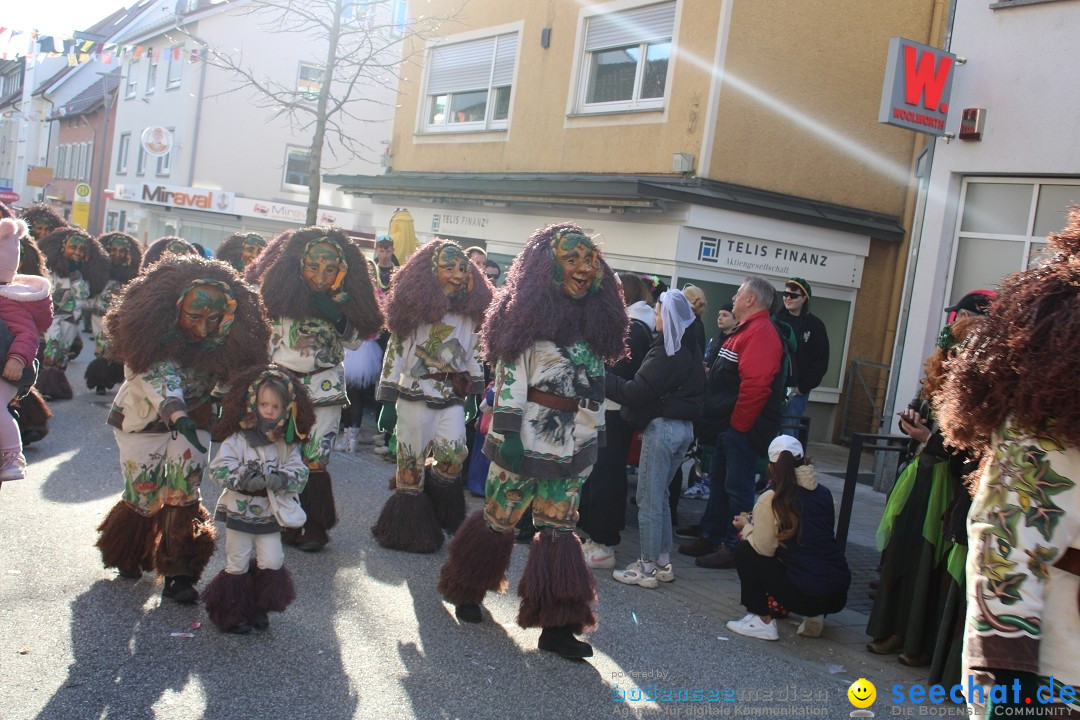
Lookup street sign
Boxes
[74,183,91,201]
[0,190,18,203]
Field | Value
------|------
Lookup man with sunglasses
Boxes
[776,277,829,437]
[483,259,501,286]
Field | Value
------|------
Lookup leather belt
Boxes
[1055,547,1080,576]
[527,387,600,413]
[423,372,470,399]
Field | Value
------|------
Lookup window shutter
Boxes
[585,2,676,52]
[427,37,497,94]
[491,34,517,87]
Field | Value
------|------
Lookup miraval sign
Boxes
[113,183,235,212]
[878,37,957,137]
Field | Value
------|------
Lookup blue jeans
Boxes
[700,428,759,549]
[636,417,694,563]
[782,391,809,438]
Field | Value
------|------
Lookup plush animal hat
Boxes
[213,364,315,444]
[104,254,270,375]
[382,238,493,338]
[258,226,382,337]
[0,217,28,283]
[481,222,627,365]
[39,227,111,296]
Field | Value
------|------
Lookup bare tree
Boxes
[180,0,457,225]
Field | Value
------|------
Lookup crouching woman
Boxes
[726,436,850,641]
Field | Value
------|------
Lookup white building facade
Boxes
[889,0,1080,416]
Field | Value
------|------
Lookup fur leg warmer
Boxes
[297,469,337,545]
[153,504,218,580]
[96,501,157,572]
[201,570,256,631]
[253,567,296,613]
[13,388,51,446]
[371,490,444,553]
[424,468,466,533]
[517,529,598,634]
[85,357,124,391]
[437,510,515,606]
[36,366,72,401]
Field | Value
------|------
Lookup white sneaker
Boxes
[373,445,392,456]
[797,615,824,638]
[583,540,616,570]
[680,482,710,500]
[726,614,779,641]
[613,559,658,589]
[0,451,26,481]
[655,563,675,583]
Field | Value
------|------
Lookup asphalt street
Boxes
[1,343,889,719]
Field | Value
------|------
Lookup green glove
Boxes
[264,472,286,492]
[311,291,342,323]
[173,416,207,453]
[499,431,525,473]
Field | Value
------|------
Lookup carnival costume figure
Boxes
[85,233,141,395]
[259,227,383,551]
[937,209,1080,716]
[37,227,109,400]
[140,236,199,271]
[371,240,491,553]
[20,203,67,244]
[0,203,50,445]
[216,232,267,273]
[95,255,270,604]
[202,364,314,634]
[437,223,627,660]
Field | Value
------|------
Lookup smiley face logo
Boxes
[848,678,876,708]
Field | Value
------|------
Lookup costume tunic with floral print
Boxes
[210,431,309,534]
[482,340,605,479]
[43,274,89,366]
[376,313,484,409]
[269,315,360,469]
[964,425,1080,691]
[89,278,122,356]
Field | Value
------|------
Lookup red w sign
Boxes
[879,37,957,137]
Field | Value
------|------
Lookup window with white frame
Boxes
[146,53,158,94]
[57,145,67,179]
[74,144,84,180]
[166,47,183,88]
[83,141,94,180]
[576,1,675,114]
[423,32,518,133]
[116,133,130,173]
[136,143,147,176]
[125,59,139,98]
[283,146,311,188]
[156,129,173,176]
[297,63,322,101]
[947,178,1080,305]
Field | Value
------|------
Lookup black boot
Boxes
[162,575,199,604]
[455,603,483,624]
[538,626,593,660]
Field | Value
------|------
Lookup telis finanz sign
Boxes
[879,37,957,137]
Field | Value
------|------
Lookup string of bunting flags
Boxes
[0,27,206,65]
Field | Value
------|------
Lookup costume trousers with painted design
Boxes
[96,427,216,579]
[483,463,589,531]
[393,400,467,490]
[285,404,340,547]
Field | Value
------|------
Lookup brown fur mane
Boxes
[40,227,111,296]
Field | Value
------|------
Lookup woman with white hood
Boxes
[605,288,705,588]
[579,274,657,569]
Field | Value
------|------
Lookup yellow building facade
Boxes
[331,0,945,440]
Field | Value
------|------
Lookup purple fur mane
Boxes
[383,239,493,338]
[482,222,627,364]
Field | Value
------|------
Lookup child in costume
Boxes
[37,227,109,400]
[216,232,267,273]
[85,233,141,395]
[259,227,383,551]
[437,223,627,660]
[0,218,53,483]
[95,255,270,604]
[371,240,491,553]
[202,365,313,634]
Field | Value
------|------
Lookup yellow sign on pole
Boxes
[71,183,92,229]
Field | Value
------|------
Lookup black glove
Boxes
[311,291,343,323]
[264,472,286,492]
[173,416,207,453]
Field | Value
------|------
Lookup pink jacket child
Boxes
[0,218,53,483]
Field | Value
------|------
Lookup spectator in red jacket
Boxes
[0,218,54,483]
[679,276,785,569]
